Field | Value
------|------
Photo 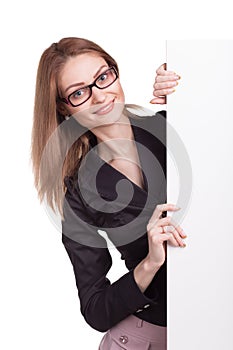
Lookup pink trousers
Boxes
[98,315,167,350]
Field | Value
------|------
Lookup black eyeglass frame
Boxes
[59,66,118,107]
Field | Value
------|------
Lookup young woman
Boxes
[31,37,185,349]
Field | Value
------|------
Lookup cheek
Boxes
[71,110,92,128]
[71,104,99,129]
[68,104,90,120]
[116,82,125,102]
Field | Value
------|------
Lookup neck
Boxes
[93,114,133,143]
[92,114,136,162]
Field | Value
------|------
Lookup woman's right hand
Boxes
[146,203,187,268]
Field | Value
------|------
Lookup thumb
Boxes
[150,97,166,104]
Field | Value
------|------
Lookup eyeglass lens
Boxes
[68,67,117,107]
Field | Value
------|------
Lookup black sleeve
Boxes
[62,178,159,332]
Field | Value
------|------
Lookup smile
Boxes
[94,99,115,115]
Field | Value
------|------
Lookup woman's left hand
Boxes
[150,63,181,104]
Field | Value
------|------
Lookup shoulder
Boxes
[128,109,166,144]
[131,109,166,122]
[124,105,166,120]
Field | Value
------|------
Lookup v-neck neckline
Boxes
[101,157,148,194]
[89,117,148,194]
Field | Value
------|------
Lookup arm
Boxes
[62,178,160,332]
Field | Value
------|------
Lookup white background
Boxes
[167,41,233,349]
[1,1,233,349]
[1,1,165,349]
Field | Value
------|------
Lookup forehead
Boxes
[59,53,107,91]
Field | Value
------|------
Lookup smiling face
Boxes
[58,53,125,129]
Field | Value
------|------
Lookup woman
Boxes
[31,37,185,349]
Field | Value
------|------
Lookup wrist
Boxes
[133,257,162,293]
[143,256,162,273]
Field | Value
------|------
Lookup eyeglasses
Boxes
[59,66,118,107]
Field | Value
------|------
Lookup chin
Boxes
[97,102,125,125]
[72,101,125,130]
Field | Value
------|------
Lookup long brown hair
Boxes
[31,37,119,215]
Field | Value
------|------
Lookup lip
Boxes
[94,99,115,115]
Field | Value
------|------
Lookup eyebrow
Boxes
[64,64,108,93]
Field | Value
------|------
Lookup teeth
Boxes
[102,104,110,112]
[96,101,113,114]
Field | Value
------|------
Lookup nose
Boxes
[91,87,106,104]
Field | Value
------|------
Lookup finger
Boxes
[150,97,166,104]
[158,216,174,227]
[167,234,180,247]
[157,217,185,237]
[148,204,180,225]
[147,218,166,233]
[153,88,176,97]
[171,221,186,238]
[147,212,173,232]
[165,226,186,247]
[155,63,166,74]
[153,81,178,90]
[159,226,166,234]
[149,217,185,241]
[156,63,176,76]
[158,232,179,247]
[159,225,183,238]
[155,74,181,83]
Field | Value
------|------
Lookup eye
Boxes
[69,87,90,105]
[72,89,85,99]
[97,73,108,83]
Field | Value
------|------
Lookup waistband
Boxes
[110,314,167,343]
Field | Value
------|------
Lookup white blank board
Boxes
[167,41,233,349]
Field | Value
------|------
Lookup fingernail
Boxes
[174,205,181,210]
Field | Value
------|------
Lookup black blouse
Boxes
[62,111,167,332]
